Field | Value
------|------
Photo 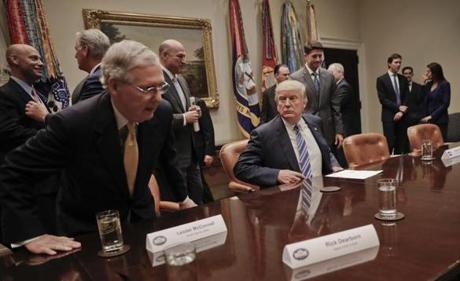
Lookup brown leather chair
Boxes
[407,124,444,154]
[343,133,390,168]
[219,139,259,192]
[148,175,179,216]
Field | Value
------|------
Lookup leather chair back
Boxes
[343,133,390,168]
[148,175,179,216]
[407,124,444,153]
[219,140,259,192]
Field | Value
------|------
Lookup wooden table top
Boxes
[2,151,460,280]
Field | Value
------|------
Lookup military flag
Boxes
[281,1,304,73]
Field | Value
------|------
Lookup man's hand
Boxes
[393,111,404,121]
[179,197,197,209]
[335,134,344,148]
[203,155,214,167]
[277,170,304,185]
[25,101,48,123]
[399,105,408,113]
[24,234,81,255]
[183,106,200,124]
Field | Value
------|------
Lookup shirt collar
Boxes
[89,63,101,75]
[111,100,129,130]
[161,65,176,81]
[388,70,398,77]
[10,76,34,96]
[281,116,307,131]
[305,64,319,76]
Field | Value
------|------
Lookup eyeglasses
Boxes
[130,81,170,96]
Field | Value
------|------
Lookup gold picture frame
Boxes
[83,9,219,108]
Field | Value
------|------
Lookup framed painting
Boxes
[83,9,219,108]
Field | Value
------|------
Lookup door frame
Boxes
[320,37,370,133]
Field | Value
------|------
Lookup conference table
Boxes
[1,148,460,280]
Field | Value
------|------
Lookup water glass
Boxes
[377,178,397,217]
[96,210,124,252]
[421,139,433,161]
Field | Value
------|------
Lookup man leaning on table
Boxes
[0,40,196,255]
[234,80,342,188]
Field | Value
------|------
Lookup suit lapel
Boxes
[163,72,185,113]
[385,73,398,97]
[8,79,34,105]
[302,67,318,111]
[275,117,301,172]
[94,95,129,197]
[177,75,191,109]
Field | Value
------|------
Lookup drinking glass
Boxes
[96,210,124,252]
[165,242,197,281]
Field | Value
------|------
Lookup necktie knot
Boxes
[126,122,136,146]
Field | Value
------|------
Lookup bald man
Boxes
[158,39,205,204]
[0,44,54,241]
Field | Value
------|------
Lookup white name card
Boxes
[282,224,379,269]
[442,146,460,160]
[145,215,227,253]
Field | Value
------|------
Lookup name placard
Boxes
[442,146,460,161]
[282,224,379,269]
[145,215,227,253]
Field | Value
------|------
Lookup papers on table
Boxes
[326,169,382,180]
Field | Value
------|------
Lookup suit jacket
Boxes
[290,67,343,145]
[405,81,425,125]
[162,72,198,164]
[336,79,360,136]
[376,72,409,122]
[261,84,277,123]
[234,114,338,188]
[424,80,450,125]
[71,66,104,104]
[0,93,187,243]
[0,79,47,163]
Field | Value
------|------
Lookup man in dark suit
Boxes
[234,80,341,188]
[290,42,344,154]
[261,64,290,123]
[402,66,425,127]
[0,44,55,241]
[327,63,361,137]
[158,39,204,204]
[376,53,409,154]
[71,29,110,104]
[0,40,195,255]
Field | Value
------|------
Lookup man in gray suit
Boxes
[290,41,344,152]
[159,39,204,204]
[72,29,110,104]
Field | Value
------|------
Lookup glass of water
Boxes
[376,178,398,219]
[421,139,433,161]
[165,242,197,281]
[96,210,124,252]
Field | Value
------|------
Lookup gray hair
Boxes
[328,63,344,74]
[275,80,308,102]
[100,40,159,87]
[76,29,110,60]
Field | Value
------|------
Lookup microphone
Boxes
[189,97,200,132]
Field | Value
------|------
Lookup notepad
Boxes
[326,169,382,179]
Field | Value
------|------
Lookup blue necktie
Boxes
[300,179,313,210]
[312,73,320,94]
[294,125,312,180]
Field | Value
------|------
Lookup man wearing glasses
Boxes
[0,40,195,255]
[158,39,205,204]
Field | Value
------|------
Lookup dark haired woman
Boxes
[420,62,450,139]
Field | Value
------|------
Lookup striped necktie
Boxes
[300,179,313,211]
[312,72,320,94]
[294,124,312,180]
